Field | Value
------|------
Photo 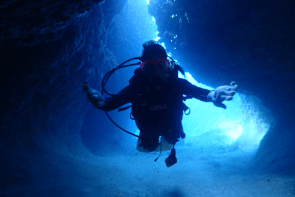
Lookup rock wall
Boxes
[0,0,127,162]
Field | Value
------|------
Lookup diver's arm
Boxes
[206,81,238,108]
[95,85,135,111]
[83,81,133,111]
[93,85,138,111]
[178,79,238,107]
[83,81,106,108]
[177,78,211,102]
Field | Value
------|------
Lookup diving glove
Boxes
[207,81,238,109]
[83,81,105,108]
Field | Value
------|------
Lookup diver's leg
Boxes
[154,136,173,152]
[136,132,159,152]
[136,138,151,153]
[164,128,183,146]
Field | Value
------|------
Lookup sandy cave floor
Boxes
[2,146,295,197]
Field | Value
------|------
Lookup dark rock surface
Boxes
[0,0,295,195]
[0,0,103,47]
[0,0,125,191]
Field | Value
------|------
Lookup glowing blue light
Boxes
[154,37,160,41]
[219,121,243,141]
[179,72,269,152]
[147,0,149,4]
[181,72,211,89]
[152,17,156,23]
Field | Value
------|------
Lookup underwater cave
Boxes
[1,0,295,196]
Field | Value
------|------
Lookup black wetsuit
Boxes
[99,69,211,151]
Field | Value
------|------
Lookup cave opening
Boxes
[81,0,271,165]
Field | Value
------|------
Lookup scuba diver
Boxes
[83,40,238,167]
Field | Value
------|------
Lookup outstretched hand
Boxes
[83,81,105,108]
[207,81,238,109]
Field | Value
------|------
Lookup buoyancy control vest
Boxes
[128,65,189,140]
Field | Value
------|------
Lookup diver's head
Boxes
[140,40,170,87]
[141,40,167,62]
